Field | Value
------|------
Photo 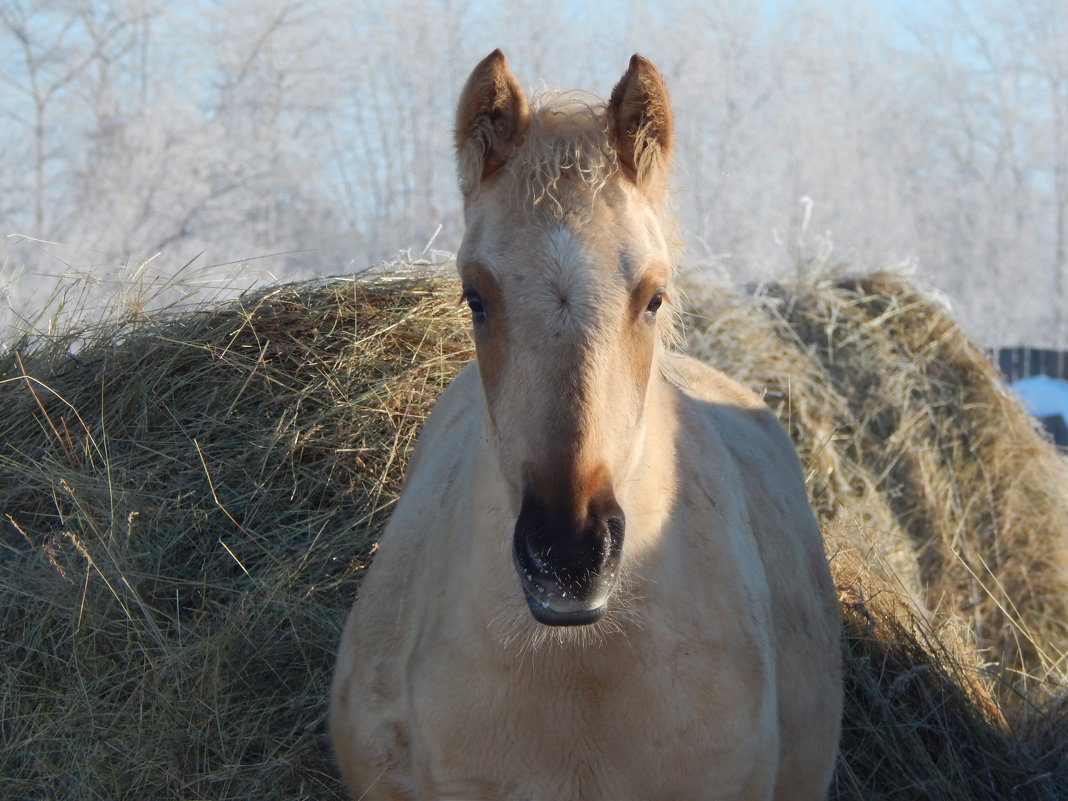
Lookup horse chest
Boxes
[397,636,775,800]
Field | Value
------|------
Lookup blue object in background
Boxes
[1010,375,1068,446]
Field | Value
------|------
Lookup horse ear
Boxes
[607,54,674,194]
[455,49,531,196]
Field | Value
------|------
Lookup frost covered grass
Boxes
[0,264,1065,799]
[0,239,279,345]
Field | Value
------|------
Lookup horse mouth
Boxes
[520,586,608,626]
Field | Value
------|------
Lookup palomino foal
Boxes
[331,50,842,801]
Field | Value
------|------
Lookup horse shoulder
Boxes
[666,352,832,606]
[345,361,483,635]
[331,362,484,798]
[339,359,483,649]
[667,352,785,438]
[665,353,842,799]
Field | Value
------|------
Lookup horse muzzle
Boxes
[512,491,625,626]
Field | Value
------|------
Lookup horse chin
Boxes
[522,589,608,627]
[514,560,616,627]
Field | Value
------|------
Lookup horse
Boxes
[330,50,842,801]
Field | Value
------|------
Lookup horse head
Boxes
[454,50,676,626]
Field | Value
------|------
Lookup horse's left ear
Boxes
[455,49,531,197]
[608,54,674,195]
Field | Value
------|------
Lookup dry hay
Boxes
[0,275,472,799]
[686,272,1068,799]
[1,267,1065,800]
[687,274,1068,691]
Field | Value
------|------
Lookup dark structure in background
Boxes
[1040,413,1068,447]
[997,347,1068,383]
[998,347,1068,447]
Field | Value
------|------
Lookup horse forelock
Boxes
[504,91,616,215]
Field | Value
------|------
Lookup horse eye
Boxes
[645,291,665,316]
[464,290,487,322]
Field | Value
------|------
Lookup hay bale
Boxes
[687,274,1068,688]
[0,276,471,800]
[830,554,1056,801]
[685,272,1068,798]
[1,267,1065,800]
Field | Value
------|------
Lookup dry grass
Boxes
[1,266,1065,799]
[687,274,1068,687]
[686,271,1068,799]
[0,274,471,800]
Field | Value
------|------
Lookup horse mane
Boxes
[503,91,617,214]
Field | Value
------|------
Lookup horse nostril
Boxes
[604,514,625,546]
[590,495,625,545]
[514,493,624,578]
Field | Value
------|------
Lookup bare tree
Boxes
[1,0,1065,347]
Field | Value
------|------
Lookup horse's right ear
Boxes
[455,49,531,197]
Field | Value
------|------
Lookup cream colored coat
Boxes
[330,50,842,801]
[332,358,842,800]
